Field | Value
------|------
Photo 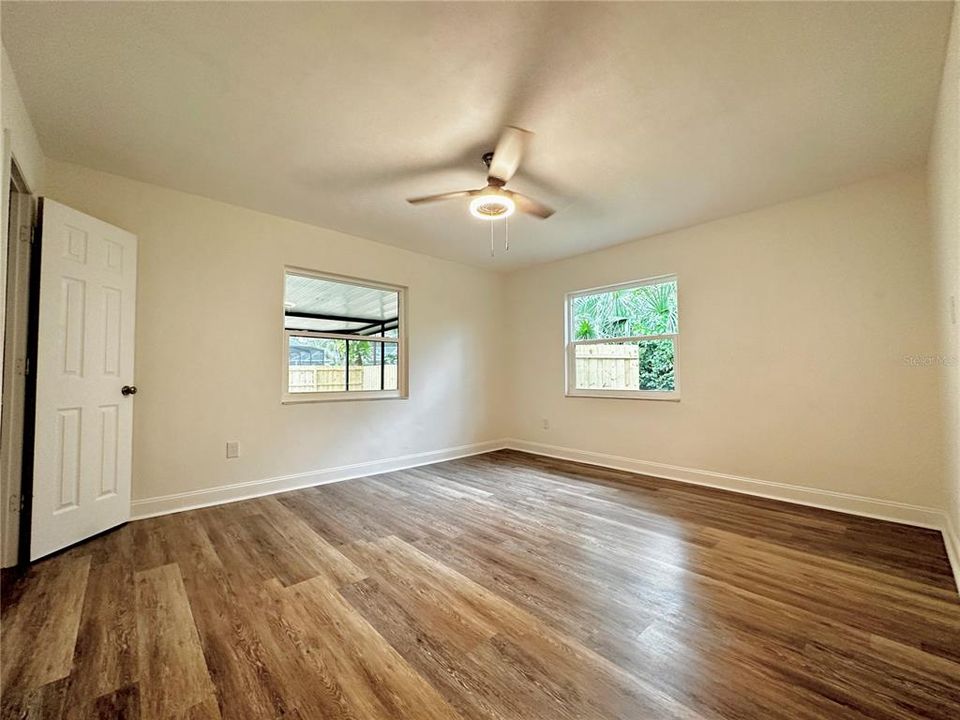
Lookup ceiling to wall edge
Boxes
[5,27,939,278]
[3,0,951,271]
[34,158,931,279]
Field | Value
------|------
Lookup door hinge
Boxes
[19,224,31,244]
[8,494,21,514]
[17,357,31,376]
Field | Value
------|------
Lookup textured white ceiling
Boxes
[1,2,953,270]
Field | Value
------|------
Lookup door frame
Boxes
[18,196,41,565]
[0,146,37,567]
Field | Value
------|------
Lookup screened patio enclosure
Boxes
[284,271,401,395]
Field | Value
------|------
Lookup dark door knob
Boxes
[121,385,137,396]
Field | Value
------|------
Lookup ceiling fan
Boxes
[406,126,555,220]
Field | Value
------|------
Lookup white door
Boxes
[31,199,137,560]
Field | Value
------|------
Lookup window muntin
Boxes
[283,269,406,401]
[566,276,679,399]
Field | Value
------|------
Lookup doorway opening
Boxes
[1,157,37,567]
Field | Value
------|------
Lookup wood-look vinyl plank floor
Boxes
[2,449,959,719]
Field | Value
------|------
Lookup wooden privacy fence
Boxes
[575,344,639,389]
[289,365,398,393]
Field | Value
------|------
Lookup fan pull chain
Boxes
[505,215,510,252]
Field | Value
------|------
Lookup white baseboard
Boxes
[504,439,945,527]
[130,439,508,520]
[128,435,959,594]
[503,438,959,593]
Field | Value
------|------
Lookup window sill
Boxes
[565,389,680,401]
[282,390,407,404]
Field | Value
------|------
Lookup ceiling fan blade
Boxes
[406,189,480,205]
[487,126,531,184]
[508,191,555,219]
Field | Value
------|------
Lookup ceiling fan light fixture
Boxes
[469,193,515,220]
[406,126,554,221]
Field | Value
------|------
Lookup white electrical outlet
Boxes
[542,418,550,430]
[226,441,240,459]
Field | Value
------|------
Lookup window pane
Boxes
[345,340,398,392]
[574,339,675,392]
[571,280,677,340]
[383,342,398,391]
[288,336,398,393]
[288,337,346,393]
[285,272,399,337]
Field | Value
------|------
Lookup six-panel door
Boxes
[31,199,137,560]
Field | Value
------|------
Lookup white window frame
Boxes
[281,266,408,403]
[564,274,680,401]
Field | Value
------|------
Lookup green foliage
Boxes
[576,319,595,340]
[339,339,398,366]
[573,281,678,390]
[638,339,675,390]
[346,339,373,365]
[572,281,678,340]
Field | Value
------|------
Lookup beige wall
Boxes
[42,160,506,503]
[930,5,960,552]
[2,45,44,190]
[37,162,953,518]
[504,170,946,510]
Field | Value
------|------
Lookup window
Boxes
[282,268,406,402]
[565,275,679,400]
